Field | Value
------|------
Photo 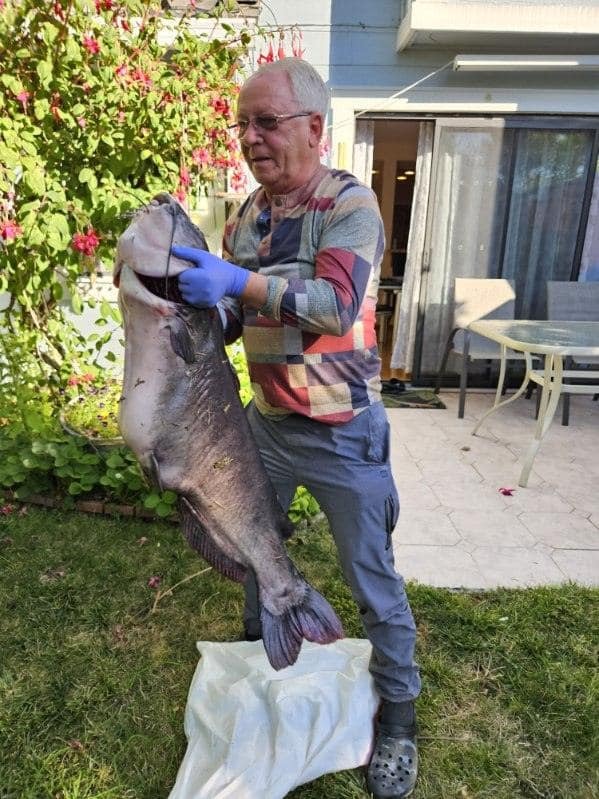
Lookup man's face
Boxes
[236,72,323,195]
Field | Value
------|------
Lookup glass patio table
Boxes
[468,319,599,487]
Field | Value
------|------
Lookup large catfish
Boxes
[113,193,343,670]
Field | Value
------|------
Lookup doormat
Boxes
[382,388,446,409]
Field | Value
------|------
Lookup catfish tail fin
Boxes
[260,585,344,671]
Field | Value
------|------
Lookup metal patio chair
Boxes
[547,280,599,425]
[434,277,526,418]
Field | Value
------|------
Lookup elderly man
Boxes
[171,57,421,799]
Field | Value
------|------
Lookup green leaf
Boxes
[155,502,174,517]
[36,60,54,88]
[48,213,70,246]
[51,283,64,301]
[23,167,46,196]
[144,493,161,509]
[65,37,81,62]
[0,74,21,93]
[71,293,83,315]
[78,168,98,191]
[0,145,21,168]
[23,409,44,432]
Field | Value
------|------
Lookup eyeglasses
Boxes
[229,112,311,137]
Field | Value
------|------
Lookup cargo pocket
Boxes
[384,492,400,550]
[366,405,391,464]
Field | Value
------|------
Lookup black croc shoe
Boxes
[366,700,418,799]
[367,732,418,798]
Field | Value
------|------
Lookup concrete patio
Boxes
[389,389,599,590]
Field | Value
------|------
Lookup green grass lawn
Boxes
[1,507,597,799]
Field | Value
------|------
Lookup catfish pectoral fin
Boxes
[180,498,247,583]
[168,314,196,364]
[260,585,344,671]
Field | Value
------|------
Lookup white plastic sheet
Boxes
[168,638,379,799]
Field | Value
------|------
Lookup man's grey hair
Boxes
[248,57,330,118]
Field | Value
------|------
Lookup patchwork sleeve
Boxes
[261,187,385,336]
[220,221,244,344]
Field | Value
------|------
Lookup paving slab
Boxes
[395,544,489,589]
[470,545,566,588]
[388,390,599,589]
[551,549,599,587]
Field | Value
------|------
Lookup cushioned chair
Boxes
[547,280,599,425]
[434,278,526,418]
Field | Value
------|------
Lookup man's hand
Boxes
[171,246,250,308]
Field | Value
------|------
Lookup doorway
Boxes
[415,118,599,384]
[368,115,599,384]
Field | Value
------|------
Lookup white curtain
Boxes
[502,129,595,319]
[352,119,374,185]
[391,121,434,372]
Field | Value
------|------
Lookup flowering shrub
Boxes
[0,0,251,396]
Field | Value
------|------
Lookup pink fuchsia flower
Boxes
[292,29,305,58]
[82,35,100,55]
[230,168,248,194]
[95,0,113,11]
[71,228,100,257]
[179,167,191,188]
[211,96,230,117]
[257,41,275,64]
[498,487,515,496]
[159,91,174,108]
[174,187,187,204]
[0,220,23,241]
[0,504,14,515]
[16,91,31,112]
[207,127,227,142]
[117,110,126,123]
[192,147,211,167]
[147,575,161,589]
[277,32,286,60]
[319,134,331,158]
[214,155,236,170]
[131,68,152,88]
[77,117,86,128]
[115,63,129,79]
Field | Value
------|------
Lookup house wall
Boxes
[258,0,599,164]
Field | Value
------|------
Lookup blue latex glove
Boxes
[171,246,250,308]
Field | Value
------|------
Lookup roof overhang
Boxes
[397,1,599,54]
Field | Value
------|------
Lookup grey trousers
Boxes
[244,401,421,703]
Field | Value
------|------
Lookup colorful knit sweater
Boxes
[222,164,385,424]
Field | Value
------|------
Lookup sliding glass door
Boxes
[415,118,598,380]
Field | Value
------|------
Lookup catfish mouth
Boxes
[136,271,186,303]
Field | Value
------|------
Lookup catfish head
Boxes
[114,192,207,306]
